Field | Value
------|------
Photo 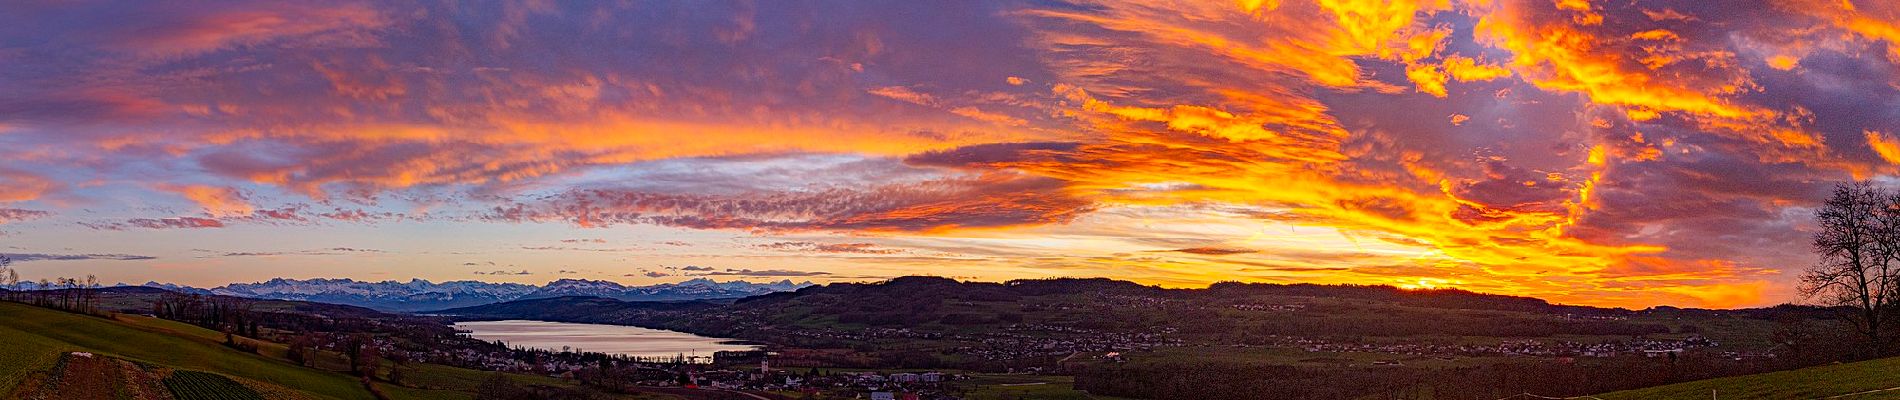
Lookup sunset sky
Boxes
[7,0,1900,308]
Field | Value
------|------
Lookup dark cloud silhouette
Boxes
[81,217,226,230]
[692,269,832,277]
[3,253,155,262]
[0,209,50,224]
[756,241,904,254]
[485,173,1093,232]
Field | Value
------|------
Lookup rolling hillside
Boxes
[0,301,375,399]
[1595,356,1900,399]
[437,276,1856,399]
[0,301,670,399]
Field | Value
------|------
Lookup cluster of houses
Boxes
[1094,294,1181,309]
[1230,303,1309,312]
[426,346,541,372]
[956,323,1183,361]
[1248,335,1721,359]
[1557,313,1631,321]
[774,326,949,342]
[785,370,960,398]
[651,368,962,398]
[646,353,969,399]
[408,345,973,398]
[744,320,1184,363]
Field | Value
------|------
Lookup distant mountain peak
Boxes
[137,276,814,312]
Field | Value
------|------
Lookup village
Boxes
[1264,335,1724,359]
[366,319,1752,400]
[689,353,965,400]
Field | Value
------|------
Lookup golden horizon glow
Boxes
[5,0,1900,308]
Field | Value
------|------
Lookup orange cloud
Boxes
[0,170,59,203]
[1443,56,1512,81]
[1789,0,1900,62]
[156,184,254,217]
[8,0,1887,308]
[1866,130,1900,164]
[104,3,387,59]
[1472,1,1771,122]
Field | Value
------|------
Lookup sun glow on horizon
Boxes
[3,0,1895,308]
[1397,278,1461,291]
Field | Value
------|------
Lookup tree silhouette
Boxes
[1803,181,1900,356]
[0,255,14,301]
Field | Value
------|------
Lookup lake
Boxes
[453,320,759,362]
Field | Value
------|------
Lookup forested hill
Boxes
[424,275,1858,399]
[438,276,1619,320]
[735,276,1616,315]
[433,295,724,322]
[435,275,1693,345]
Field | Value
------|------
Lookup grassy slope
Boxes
[794,370,1132,400]
[0,302,671,400]
[0,302,374,399]
[0,315,72,395]
[1597,356,1900,399]
[957,374,1138,400]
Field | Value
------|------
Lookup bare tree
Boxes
[59,277,75,310]
[1803,181,1900,356]
[82,274,98,314]
[0,255,12,301]
[34,278,48,305]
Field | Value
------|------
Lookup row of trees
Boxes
[1,256,108,314]
[31,275,103,314]
[152,291,263,338]
[1074,352,1805,400]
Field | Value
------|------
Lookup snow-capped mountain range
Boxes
[138,277,814,312]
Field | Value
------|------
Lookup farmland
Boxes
[422,276,1886,399]
[0,319,69,394]
[0,301,373,399]
[0,301,678,399]
[164,371,265,400]
[1595,356,1900,399]
[954,374,1134,400]
[0,279,1882,399]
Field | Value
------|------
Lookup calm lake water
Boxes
[453,320,758,361]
